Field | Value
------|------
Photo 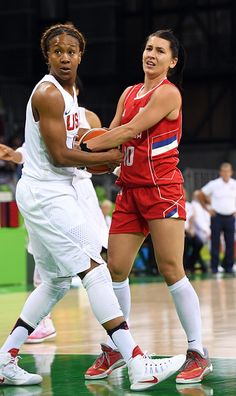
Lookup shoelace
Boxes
[8,356,27,375]
[141,355,171,374]
[182,352,204,371]
[93,351,109,368]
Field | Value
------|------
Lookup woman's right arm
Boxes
[32,83,122,168]
[0,144,23,164]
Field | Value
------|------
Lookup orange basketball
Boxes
[78,128,110,175]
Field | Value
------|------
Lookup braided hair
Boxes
[41,22,86,63]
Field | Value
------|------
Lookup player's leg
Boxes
[85,187,147,380]
[149,218,212,383]
[108,189,148,328]
[80,259,185,390]
[0,180,78,386]
[222,215,235,273]
[0,275,71,386]
[84,232,144,379]
[24,262,56,344]
[210,215,221,273]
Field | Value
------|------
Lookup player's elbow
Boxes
[50,150,66,167]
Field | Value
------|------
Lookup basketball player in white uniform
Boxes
[0,106,109,343]
[0,23,185,390]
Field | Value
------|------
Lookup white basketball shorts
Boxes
[16,177,104,280]
[72,176,109,249]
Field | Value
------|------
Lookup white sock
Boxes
[0,327,28,353]
[110,327,137,362]
[168,276,204,354]
[0,278,71,354]
[106,279,131,350]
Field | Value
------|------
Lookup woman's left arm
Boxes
[87,84,181,151]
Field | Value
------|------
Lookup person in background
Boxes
[191,190,210,273]
[197,163,236,274]
[83,29,212,384]
[100,199,113,229]
[183,190,208,274]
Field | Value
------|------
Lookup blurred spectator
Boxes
[197,162,236,274]
[191,190,211,247]
[133,234,158,276]
[0,137,17,192]
[191,190,210,272]
[100,199,112,229]
[0,135,23,191]
[183,189,208,274]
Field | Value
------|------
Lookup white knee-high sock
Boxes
[113,279,131,319]
[0,326,29,353]
[168,276,204,354]
[109,325,137,362]
[106,279,131,350]
[82,266,138,361]
[0,278,71,353]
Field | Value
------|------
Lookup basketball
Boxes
[78,128,111,175]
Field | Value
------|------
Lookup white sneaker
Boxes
[128,350,186,391]
[25,316,56,344]
[0,353,42,386]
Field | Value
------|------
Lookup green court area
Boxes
[0,354,235,396]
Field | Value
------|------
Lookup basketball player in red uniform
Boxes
[0,24,186,392]
[84,29,212,384]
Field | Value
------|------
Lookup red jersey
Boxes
[117,79,184,187]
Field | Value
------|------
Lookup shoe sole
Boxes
[0,375,42,385]
[176,364,213,384]
[25,332,57,344]
[84,359,126,379]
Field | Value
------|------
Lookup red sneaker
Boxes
[176,348,213,384]
[84,343,125,379]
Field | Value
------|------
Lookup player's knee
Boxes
[82,265,123,324]
[108,262,126,282]
[82,264,112,289]
[47,277,72,297]
[158,259,184,283]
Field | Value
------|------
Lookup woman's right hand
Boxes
[0,144,15,161]
[0,144,23,164]
[105,148,123,167]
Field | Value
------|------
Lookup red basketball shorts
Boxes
[110,184,186,236]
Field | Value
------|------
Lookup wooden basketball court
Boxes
[0,274,236,395]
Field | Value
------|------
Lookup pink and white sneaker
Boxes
[25,316,56,344]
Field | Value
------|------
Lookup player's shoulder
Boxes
[34,81,60,99]
[152,80,181,106]
[32,82,63,108]
[157,80,180,96]
[120,85,139,105]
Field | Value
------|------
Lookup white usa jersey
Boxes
[74,106,92,180]
[22,74,79,182]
